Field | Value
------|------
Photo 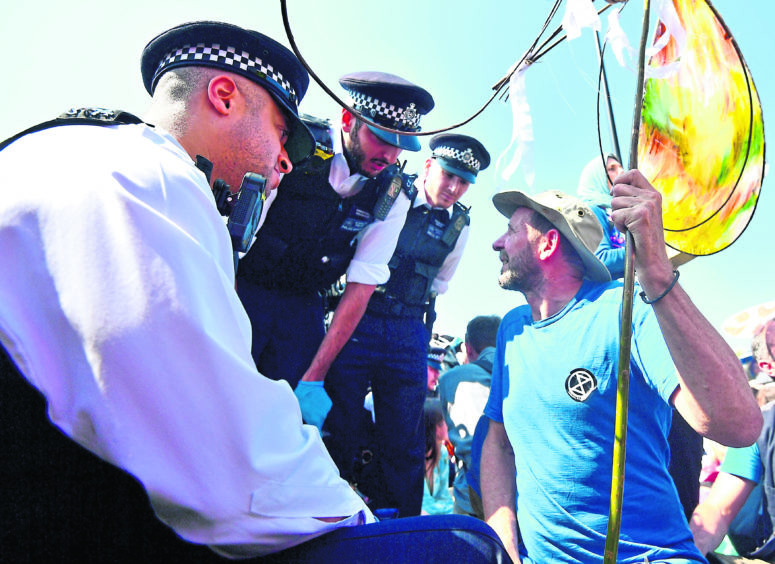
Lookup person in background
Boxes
[422,398,455,515]
[427,346,447,397]
[690,318,775,561]
[576,153,626,278]
[438,314,501,516]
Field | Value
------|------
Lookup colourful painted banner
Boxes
[638,0,765,255]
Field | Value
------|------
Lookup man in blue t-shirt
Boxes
[480,173,762,564]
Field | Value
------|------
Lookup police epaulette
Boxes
[0,107,144,152]
[313,145,335,160]
[57,107,144,124]
[403,177,418,201]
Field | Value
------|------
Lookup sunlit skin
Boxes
[216,78,292,192]
[341,110,402,177]
[145,71,294,193]
[423,158,471,209]
[200,73,293,191]
[427,365,441,392]
[492,208,544,293]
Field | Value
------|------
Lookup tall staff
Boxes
[604,0,651,562]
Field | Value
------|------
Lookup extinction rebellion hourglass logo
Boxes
[565,368,598,402]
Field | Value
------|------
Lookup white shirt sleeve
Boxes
[346,189,411,285]
[0,125,372,557]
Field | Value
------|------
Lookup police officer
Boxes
[0,20,387,560]
[236,72,434,413]
[322,133,491,518]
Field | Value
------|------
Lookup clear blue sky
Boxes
[2,0,771,354]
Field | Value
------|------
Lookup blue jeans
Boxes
[323,312,428,518]
[259,514,513,563]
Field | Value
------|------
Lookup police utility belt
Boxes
[368,291,426,319]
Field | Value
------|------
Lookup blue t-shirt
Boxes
[484,280,705,564]
[721,438,770,554]
[722,443,763,483]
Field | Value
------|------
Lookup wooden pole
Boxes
[603,0,651,562]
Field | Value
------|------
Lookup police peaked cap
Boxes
[141,21,315,164]
[429,133,490,184]
[339,71,434,152]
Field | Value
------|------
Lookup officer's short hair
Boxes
[465,315,502,355]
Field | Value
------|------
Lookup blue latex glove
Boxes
[293,381,332,431]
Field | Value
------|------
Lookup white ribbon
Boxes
[644,0,687,79]
[605,0,686,79]
[562,0,601,41]
[495,64,535,192]
[606,5,635,68]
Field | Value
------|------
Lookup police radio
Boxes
[212,173,267,254]
[195,155,266,259]
[371,161,418,220]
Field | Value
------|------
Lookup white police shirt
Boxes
[0,122,373,557]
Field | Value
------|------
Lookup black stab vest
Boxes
[237,155,383,294]
[0,348,224,562]
[371,201,468,312]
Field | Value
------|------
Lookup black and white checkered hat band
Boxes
[347,91,421,131]
[155,43,297,103]
[433,146,481,172]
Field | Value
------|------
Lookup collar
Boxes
[329,125,367,197]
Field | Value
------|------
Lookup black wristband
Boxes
[640,269,680,304]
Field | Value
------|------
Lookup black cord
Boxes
[280,0,565,136]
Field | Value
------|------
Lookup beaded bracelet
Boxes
[639,269,680,304]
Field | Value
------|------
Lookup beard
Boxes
[343,128,371,177]
[498,245,544,294]
[343,122,389,178]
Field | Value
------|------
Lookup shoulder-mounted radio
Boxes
[195,156,266,254]
[369,161,418,220]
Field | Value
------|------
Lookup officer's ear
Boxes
[207,75,239,116]
[422,158,434,184]
[341,109,356,133]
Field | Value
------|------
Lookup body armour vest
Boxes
[238,155,383,294]
[374,201,469,308]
